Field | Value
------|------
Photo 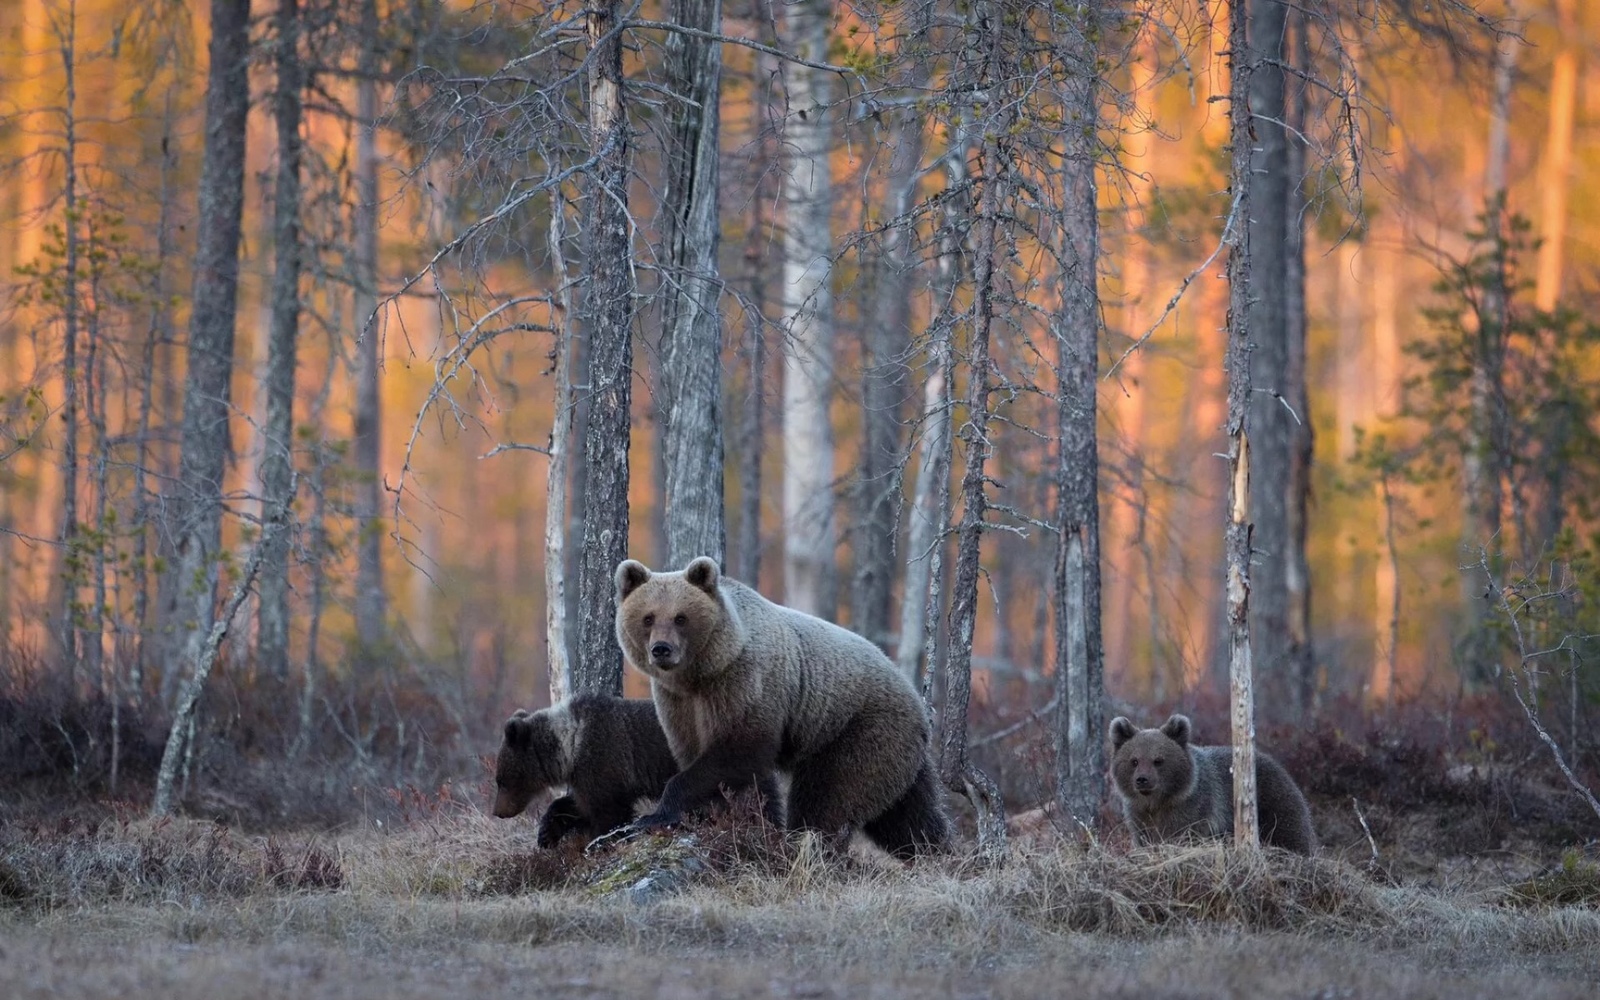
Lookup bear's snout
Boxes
[1133,774,1153,794]
[649,641,679,667]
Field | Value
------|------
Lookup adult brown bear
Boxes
[614,557,950,858]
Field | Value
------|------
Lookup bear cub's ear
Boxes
[1159,713,1192,747]
[616,559,653,600]
[1109,716,1138,750]
[504,710,535,748]
[684,556,720,593]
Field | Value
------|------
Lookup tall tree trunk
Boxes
[660,0,726,569]
[1283,6,1314,719]
[733,47,776,588]
[546,195,575,705]
[55,5,82,683]
[1054,1,1106,830]
[896,135,969,685]
[852,93,926,653]
[779,0,837,619]
[1371,117,1405,703]
[941,151,1006,865]
[353,0,385,650]
[157,0,253,705]
[1226,0,1260,849]
[1244,0,1291,722]
[1534,0,1578,312]
[574,0,634,696]
[257,0,303,680]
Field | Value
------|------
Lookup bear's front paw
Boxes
[535,823,566,850]
[629,809,682,832]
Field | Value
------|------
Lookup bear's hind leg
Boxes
[861,757,950,860]
[786,716,923,843]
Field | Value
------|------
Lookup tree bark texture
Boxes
[896,135,968,685]
[55,8,82,679]
[575,0,633,696]
[1053,3,1106,829]
[941,161,1006,863]
[1244,0,1291,721]
[660,0,726,570]
[851,102,925,653]
[1283,6,1313,719]
[546,196,575,705]
[1227,0,1260,849]
[157,0,252,704]
[257,0,303,680]
[779,0,838,620]
[353,0,385,650]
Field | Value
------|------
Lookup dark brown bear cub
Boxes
[1109,714,1316,855]
[493,694,678,849]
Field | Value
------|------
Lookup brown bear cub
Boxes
[1109,714,1316,855]
[614,556,950,859]
[493,695,679,849]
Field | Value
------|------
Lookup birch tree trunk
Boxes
[779,0,837,619]
[734,49,777,588]
[1054,1,1106,829]
[153,486,293,817]
[1244,0,1291,720]
[1226,0,1260,849]
[896,135,968,685]
[660,0,726,569]
[352,0,386,650]
[1534,0,1578,312]
[546,196,575,705]
[257,0,303,680]
[574,0,634,696]
[157,0,253,704]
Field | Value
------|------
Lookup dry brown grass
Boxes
[4,810,1599,999]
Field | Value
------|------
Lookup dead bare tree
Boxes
[659,0,726,569]
[1225,0,1261,849]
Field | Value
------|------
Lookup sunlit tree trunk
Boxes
[1534,0,1579,312]
[54,4,83,683]
[574,0,634,696]
[546,195,575,705]
[257,0,303,680]
[1226,0,1260,849]
[157,0,253,706]
[779,0,837,619]
[352,0,385,650]
[1054,0,1106,828]
[1371,118,1405,704]
[660,0,726,569]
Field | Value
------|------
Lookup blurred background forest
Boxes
[2,0,1598,832]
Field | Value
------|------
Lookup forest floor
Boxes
[3,794,1599,1000]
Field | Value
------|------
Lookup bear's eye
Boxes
[1153,758,1164,767]
[643,613,655,628]
[673,613,687,626]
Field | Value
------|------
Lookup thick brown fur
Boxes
[614,557,951,859]
[493,695,679,849]
[1108,713,1317,856]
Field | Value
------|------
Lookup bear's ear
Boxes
[1160,713,1192,747]
[504,713,533,749]
[684,556,720,594]
[616,559,652,600]
[1109,716,1138,750]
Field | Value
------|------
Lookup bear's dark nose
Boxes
[1133,775,1152,791]
[650,641,674,661]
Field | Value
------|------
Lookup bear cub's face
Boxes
[493,709,565,818]
[615,557,724,677]
[1109,714,1195,805]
